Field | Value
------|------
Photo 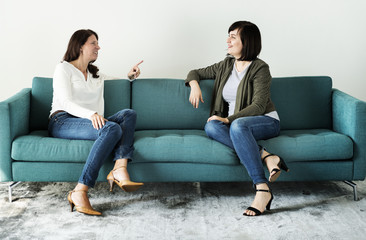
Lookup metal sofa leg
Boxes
[8,181,22,203]
[344,181,358,201]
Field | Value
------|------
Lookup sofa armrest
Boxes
[332,89,366,180]
[0,88,31,181]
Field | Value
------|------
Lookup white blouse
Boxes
[50,61,117,119]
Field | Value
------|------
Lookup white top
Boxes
[223,63,280,121]
[223,62,251,116]
[50,61,117,119]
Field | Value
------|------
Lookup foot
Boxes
[262,152,281,180]
[112,166,131,182]
[244,184,272,216]
[70,189,93,210]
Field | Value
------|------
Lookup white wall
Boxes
[1,0,366,101]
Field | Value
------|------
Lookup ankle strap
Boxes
[256,189,271,193]
[262,153,276,162]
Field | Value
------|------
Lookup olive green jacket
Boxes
[185,57,276,123]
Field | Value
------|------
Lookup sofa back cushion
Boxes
[271,76,332,130]
[30,77,131,131]
[30,76,332,131]
[133,79,213,130]
[133,76,332,130]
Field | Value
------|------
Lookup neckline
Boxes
[64,61,89,81]
[234,61,251,74]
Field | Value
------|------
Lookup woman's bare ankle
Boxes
[114,159,128,170]
[256,183,269,190]
[112,159,131,181]
[74,183,89,192]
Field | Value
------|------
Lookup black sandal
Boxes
[243,188,273,216]
[263,154,289,182]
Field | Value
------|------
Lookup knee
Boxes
[204,120,219,138]
[126,109,137,119]
[122,109,137,121]
[102,122,122,140]
[230,118,249,135]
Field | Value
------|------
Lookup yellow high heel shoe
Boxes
[107,166,144,192]
[67,190,102,216]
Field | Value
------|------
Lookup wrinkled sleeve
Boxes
[185,60,224,86]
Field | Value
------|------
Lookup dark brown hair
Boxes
[63,29,99,78]
[228,21,261,61]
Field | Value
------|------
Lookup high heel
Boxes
[243,188,273,216]
[107,166,144,192]
[262,154,289,182]
[67,190,101,216]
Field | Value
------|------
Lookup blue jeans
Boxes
[204,116,280,185]
[48,109,137,188]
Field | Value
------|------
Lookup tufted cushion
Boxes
[133,129,238,165]
[258,129,353,161]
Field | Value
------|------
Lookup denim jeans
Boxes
[48,109,137,188]
[204,116,280,185]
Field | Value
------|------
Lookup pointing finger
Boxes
[135,60,144,67]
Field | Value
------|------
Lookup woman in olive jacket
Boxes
[185,21,289,216]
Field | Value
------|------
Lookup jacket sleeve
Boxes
[185,60,225,86]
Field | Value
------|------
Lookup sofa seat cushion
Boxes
[12,130,93,162]
[12,129,239,165]
[258,129,353,162]
[12,129,353,165]
[133,130,239,165]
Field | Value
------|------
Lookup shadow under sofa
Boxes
[1,76,365,202]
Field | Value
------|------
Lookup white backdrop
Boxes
[1,0,366,101]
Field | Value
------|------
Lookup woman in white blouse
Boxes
[49,29,143,216]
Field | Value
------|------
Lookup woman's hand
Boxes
[90,113,108,130]
[207,115,229,124]
[128,60,144,80]
[189,80,204,108]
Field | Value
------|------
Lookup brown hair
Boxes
[63,29,99,78]
[228,21,262,61]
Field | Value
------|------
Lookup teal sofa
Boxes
[1,77,365,201]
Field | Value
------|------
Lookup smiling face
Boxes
[80,35,100,62]
[227,29,243,59]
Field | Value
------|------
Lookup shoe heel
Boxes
[266,194,274,210]
[108,179,115,192]
[279,158,290,172]
[67,192,75,212]
[69,201,75,212]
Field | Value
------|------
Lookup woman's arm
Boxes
[185,60,223,85]
[188,80,204,108]
[185,60,224,108]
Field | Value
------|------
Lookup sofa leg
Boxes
[8,181,22,203]
[193,182,201,195]
[344,181,358,201]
